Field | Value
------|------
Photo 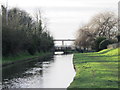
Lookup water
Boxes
[2,53,76,88]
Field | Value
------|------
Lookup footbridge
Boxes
[53,39,76,53]
[53,39,76,46]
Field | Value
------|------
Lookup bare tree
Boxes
[34,9,49,35]
[75,11,118,50]
[88,12,117,39]
[75,25,94,50]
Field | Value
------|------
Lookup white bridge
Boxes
[53,39,76,52]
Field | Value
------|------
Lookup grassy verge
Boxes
[2,52,53,65]
[68,48,120,88]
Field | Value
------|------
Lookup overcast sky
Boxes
[1,0,119,45]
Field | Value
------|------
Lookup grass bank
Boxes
[2,52,53,67]
[68,48,119,88]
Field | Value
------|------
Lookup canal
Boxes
[2,53,76,88]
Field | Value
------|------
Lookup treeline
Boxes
[2,5,54,57]
[75,12,119,51]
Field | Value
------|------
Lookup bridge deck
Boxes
[53,39,75,41]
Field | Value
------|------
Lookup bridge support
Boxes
[62,40,64,46]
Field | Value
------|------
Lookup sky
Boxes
[0,0,119,46]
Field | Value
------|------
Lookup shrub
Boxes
[94,37,106,51]
[99,39,110,50]
[27,47,36,55]
[110,39,118,44]
[116,35,120,42]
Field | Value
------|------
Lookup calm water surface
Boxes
[2,53,76,88]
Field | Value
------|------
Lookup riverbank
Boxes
[2,52,53,67]
[68,48,119,88]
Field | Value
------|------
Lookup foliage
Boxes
[109,38,118,44]
[68,48,119,88]
[99,39,110,50]
[2,5,54,56]
[94,37,106,51]
[116,35,120,42]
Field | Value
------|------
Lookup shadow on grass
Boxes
[78,61,119,64]
[86,55,119,57]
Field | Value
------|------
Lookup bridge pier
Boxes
[62,40,64,46]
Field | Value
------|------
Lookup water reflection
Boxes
[54,51,64,55]
[2,54,76,88]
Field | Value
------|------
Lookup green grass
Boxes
[2,52,52,65]
[68,48,119,88]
